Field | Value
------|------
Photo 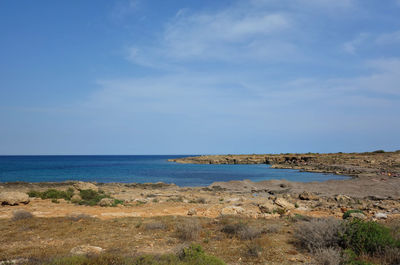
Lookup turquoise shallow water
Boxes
[0,155,348,186]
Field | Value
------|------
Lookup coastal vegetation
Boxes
[27,188,123,207]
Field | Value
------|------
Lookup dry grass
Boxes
[313,248,343,265]
[0,215,312,264]
[176,219,201,241]
[145,221,167,231]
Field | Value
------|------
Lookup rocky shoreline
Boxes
[168,151,400,178]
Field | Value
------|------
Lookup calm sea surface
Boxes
[0,155,348,186]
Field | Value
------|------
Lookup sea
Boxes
[0,155,349,187]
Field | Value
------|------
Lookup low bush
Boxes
[294,218,343,252]
[28,188,75,201]
[176,219,202,241]
[78,189,109,206]
[340,219,399,255]
[12,209,33,221]
[221,222,262,240]
[178,244,226,265]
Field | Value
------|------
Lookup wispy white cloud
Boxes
[375,30,400,45]
[342,33,369,54]
[111,0,140,20]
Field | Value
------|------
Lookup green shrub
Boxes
[343,209,364,220]
[78,189,109,206]
[27,188,74,201]
[341,219,398,255]
[344,249,376,265]
[178,244,226,265]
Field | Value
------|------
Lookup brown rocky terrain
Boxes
[1,151,400,264]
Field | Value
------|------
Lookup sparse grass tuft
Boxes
[176,219,201,241]
[245,242,263,258]
[145,221,167,231]
[314,248,343,265]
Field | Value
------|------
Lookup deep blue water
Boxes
[0,155,348,186]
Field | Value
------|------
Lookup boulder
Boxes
[71,194,82,202]
[335,195,352,203]
[98,198,114,207]
[187,208,197,216]
[0,192,30,206]
[349,212,367,220]
[220,206,245,216]
[259,201,276,213]
[274,198,295,210]
[374,212,388,219]
[73,182,98,192]
[299,191,319,201]
[70,245,104,256]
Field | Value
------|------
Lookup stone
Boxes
[0,192,30,206]
[259,201,276,213]
[335,194,352,203]
[220,206,245,215]
[98,198,114,207]
[70,245,104,256]
[274,197,295,210]
[299,191,319,201]
[349,212,367,220]
[73,181,98,192]
[71,194,82,202]
[187,208,197,216]
[374,212,388,219]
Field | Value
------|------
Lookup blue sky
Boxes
[0,0,399,155]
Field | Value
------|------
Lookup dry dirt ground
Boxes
[1,180,400,264]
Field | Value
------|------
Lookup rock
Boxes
[0,192,30,206]
[226,197,240,202]
[70,245,104,256]
[98,198,114,207]
[71,194,82,202]
[374,212,388,219]
[274,197,295,210]
[299,191,319,201]
[259,201,276,213]
[187,208,197,216]
[220,206,245,216]
[349,212,367,220]
[335,195,352,203]
[73,181,98,192]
